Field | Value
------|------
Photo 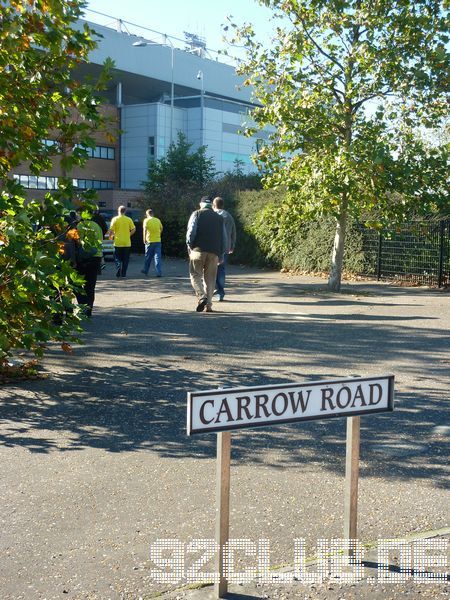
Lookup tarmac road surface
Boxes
[0,256,449,599]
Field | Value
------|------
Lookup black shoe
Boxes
[116,269,121,278]
[196,297,207,312]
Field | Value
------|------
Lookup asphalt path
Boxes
[0,256,449,599]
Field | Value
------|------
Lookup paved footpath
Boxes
[0,256,449,600]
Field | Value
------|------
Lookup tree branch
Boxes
[352,90,394,112]
[299,18,345,73]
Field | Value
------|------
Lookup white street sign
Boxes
[187,375,394,435]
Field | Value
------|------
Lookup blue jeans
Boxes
[143,242,162,276]
[215,253,228,299]
[114,246,131,277]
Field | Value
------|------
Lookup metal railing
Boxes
[359,219,450,287]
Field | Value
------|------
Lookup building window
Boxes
[158,137,166,156]
[73,178,114,190]
[13,174,114,190]
[223,123,242,135]
[222,152,253,165]
[43,140,115,160]
[87,144,115,160]
[148,136,155,161]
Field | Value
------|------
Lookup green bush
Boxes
[233,189,367,273]
[232,188,284,267]
[282,217,366,273]
[142,162,265,259]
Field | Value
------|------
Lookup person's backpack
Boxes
[75,222,100,264]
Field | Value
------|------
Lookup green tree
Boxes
[207,160,262,204]
[0,0,111,365]
[143,132,216,197]
[230,0,449,290]
[141,132,216,255]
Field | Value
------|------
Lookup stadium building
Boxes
[14,17,264,212]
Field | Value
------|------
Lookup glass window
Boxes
[174,97,201,108]
[28,176,38,189]
[223,123,241,135]
[107,147,115,160]
[222,152,252,165]
[37,177,47,189]
[93,146,101,159]
[100,147,108,159]
[148,136,155,160]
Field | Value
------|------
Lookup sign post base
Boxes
[215,431,231,598]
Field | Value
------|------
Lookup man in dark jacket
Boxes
[186,196,226,312]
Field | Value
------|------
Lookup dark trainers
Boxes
[196,297,207,312]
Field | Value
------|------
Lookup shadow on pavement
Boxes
[1,273,449,490]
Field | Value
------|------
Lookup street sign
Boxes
[187,374,395,598]
[187,375,394,435]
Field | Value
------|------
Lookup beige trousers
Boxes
[189,251,218,307]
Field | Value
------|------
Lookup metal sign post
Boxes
[215,431,231,598]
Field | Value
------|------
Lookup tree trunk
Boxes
[328,210,348,292]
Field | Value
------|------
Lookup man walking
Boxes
[74,214,103,317]
[186,196,226,313]
[213,196,236,301]
[141,208,163,277]
[108,206,136,278]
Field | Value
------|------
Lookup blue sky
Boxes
[85,0,275,57]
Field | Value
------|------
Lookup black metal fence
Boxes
[359,219,450,287]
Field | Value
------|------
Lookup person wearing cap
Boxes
[212,196,236,301]
[186,196,227,312]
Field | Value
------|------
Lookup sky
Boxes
[84,0,276,59]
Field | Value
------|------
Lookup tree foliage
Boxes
[141,133,217,255]
[141,140,263,257]
[0,0,112,364]
[143,132,216,197]
[230,0,449,290]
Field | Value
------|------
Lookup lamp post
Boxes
[133,39,175,145]
[197,70,204,146]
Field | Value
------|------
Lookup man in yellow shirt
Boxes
[141,208,163,277]
[108,206,136,278]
